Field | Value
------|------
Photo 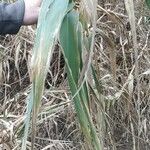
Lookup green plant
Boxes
[146,0,150,9]
[21,0,102,150]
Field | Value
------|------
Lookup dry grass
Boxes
[0,0,150,149]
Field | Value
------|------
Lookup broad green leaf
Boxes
[22,0,69,149]
[59,10,81,83]
[60,10,102,150]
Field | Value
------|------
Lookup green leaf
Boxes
[22,0,69,150]
[60,10,102,150]
[60,10,81,83]
[146,0,150,9]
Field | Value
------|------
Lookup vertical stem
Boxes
[124,0,140,149]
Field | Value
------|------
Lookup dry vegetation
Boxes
[0,0,150,149]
